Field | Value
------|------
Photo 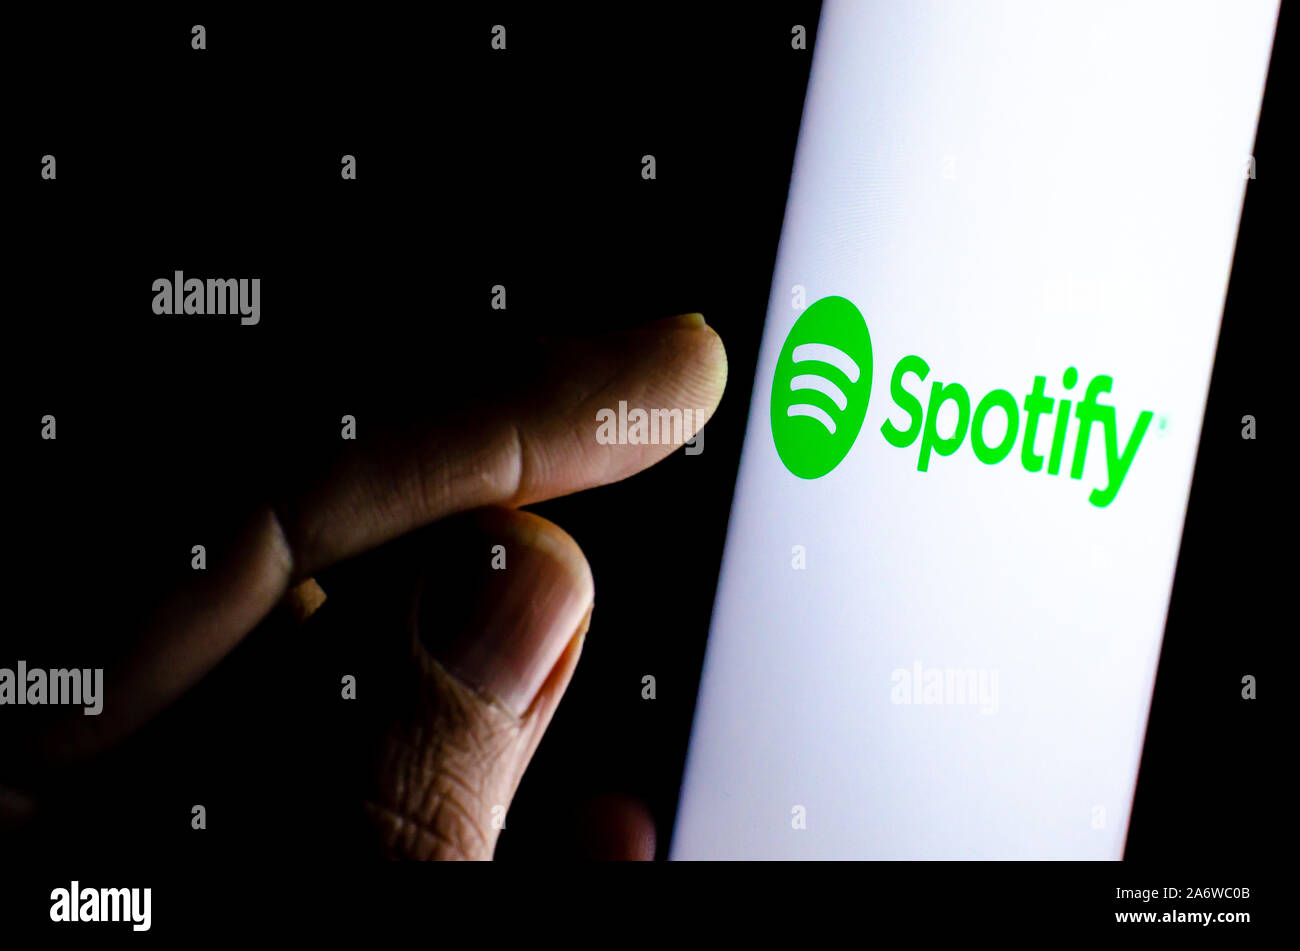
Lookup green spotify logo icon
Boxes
[771,294,1155,505]
[770,295,873,479]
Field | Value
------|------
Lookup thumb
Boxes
[362,507,594,860]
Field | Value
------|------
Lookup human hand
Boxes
[1,313,726,860]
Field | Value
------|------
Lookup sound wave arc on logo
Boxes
[786,342,862,434]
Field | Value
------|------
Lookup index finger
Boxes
[34,314,726,762]
[280,312,727,577]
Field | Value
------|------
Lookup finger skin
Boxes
[282,319,726,577]
[364,509,593,860]
[579,795,657,861]
[33,506,294,765]
[28,319,724,766]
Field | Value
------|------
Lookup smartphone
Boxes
[671,0,1279,859]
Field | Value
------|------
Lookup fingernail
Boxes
[418,514,594,717]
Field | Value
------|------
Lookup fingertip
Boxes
[471,506,595,605]
[416,507,594,718]
[693,321,729,412]
[633,315,728,422]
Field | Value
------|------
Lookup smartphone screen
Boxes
[672,0,1278,859]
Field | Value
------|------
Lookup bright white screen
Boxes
[672,0,1277,859]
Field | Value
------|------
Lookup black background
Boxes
[2,0,1288,932]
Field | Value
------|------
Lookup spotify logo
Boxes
[770,295,873,479]
[770,294,1156,506]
